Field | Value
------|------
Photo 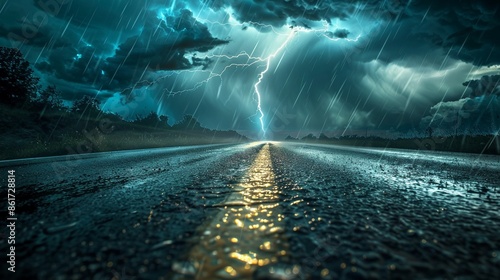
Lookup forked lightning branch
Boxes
[6,170,16,273]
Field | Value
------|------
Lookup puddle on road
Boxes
[173,144,291,279]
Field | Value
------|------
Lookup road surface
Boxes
[1,142,499,279]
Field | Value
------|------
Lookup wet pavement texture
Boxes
[0,142,499,279]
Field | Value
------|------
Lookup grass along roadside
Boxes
[0,130,248,160]
[0,104,247,160]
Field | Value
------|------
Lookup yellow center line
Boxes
[178,144,288,279]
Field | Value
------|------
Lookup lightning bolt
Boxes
[254,30,297,134]
[251,25,360,135]
[130,12,362,135]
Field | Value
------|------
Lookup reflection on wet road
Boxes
[0,142,498,279]
[179,144,289,279]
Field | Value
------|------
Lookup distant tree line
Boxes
[0,47,204,131]
[284,132,498,155]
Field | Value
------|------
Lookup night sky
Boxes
[1,0,499,139]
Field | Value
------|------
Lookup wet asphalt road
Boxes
[0,142,499,279]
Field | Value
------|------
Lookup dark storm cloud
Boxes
[408,0,500,66]
[106,9,227,72]
[323,28,351,40]
[207,0,357,27]
[359,0,500,66]
[208,0,408,26]
[420,74,500,134]
[33,8,227,92]
[331,28,350,39]
[420,96,500,135]
[210,0,500,66]
[463,75,500,97]
[35,45,103,85]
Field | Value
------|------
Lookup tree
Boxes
[172,115,203,130]
[133,112,169,128]
[159,115,168,125]
[71,95,100,113]
[34,85,64,110]
[0,47,39,107]
[302,133,317,140]
[426,126,434,138]
[319,133,330,140]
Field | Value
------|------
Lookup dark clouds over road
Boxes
[0,0,499,138]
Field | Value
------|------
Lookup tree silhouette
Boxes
[426,126,434,138]
[71,95,100,113]
[302,133,317,140]
[34,85,64,110]
[172,115,202,130]
[133,112,169,128]
[319,133,330,140]
[0,47,39,107]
